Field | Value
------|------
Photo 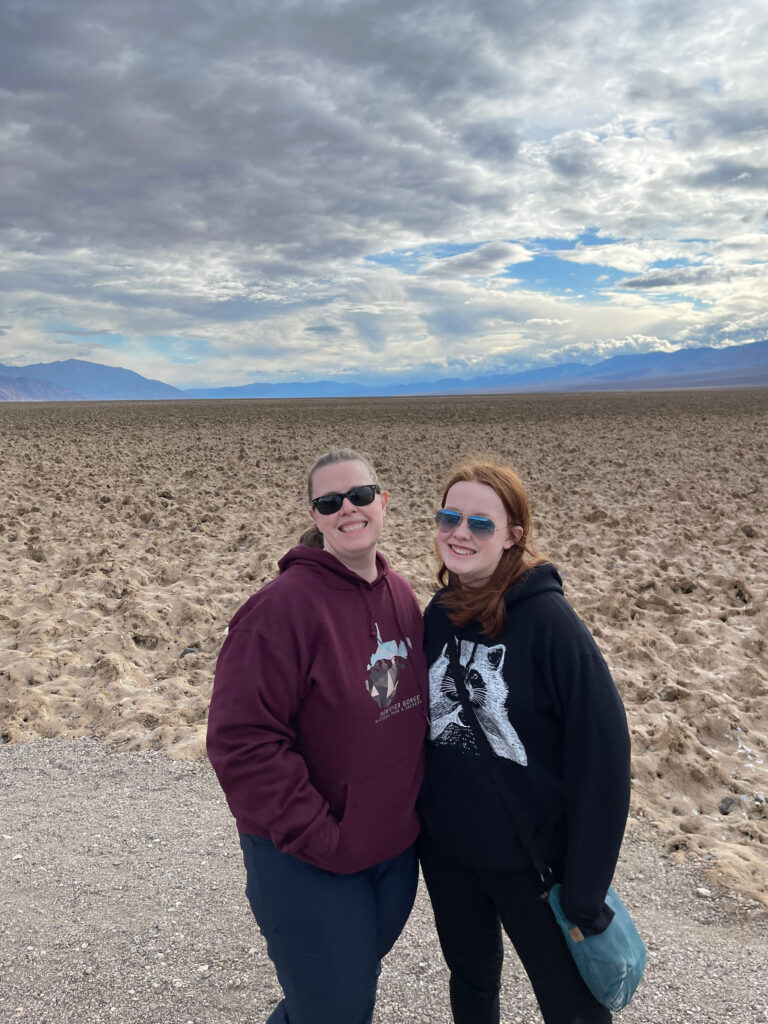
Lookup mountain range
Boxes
[1,339,767,402]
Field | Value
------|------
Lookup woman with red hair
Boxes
[419,462,631,1024]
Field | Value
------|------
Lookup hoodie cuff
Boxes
[557,891,616,936]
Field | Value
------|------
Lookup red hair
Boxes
[436,462,544,637]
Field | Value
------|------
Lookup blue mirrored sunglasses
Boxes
[435,508,496,536]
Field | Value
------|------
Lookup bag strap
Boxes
[446,634,554,887]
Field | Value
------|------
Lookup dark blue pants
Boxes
[239,834,418,1024]
[419,840,611,1024]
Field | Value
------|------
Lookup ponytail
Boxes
[299,524,324,549]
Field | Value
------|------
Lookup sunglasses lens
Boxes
[467,516,495,536]
[347,485,377,507]
[314,494,343,515]
[435,509,461,530]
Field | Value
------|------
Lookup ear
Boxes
[487,644,505,671]
[380,490,389,511]
[503,525,524,550]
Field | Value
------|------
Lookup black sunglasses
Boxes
[435,508,496,536]
[312,484,381,516]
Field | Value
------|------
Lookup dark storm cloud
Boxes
[1,0,767,382]
[0,0,533,262]
[460,121,522,163]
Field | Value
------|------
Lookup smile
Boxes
[449,544,475,556]
[340,521,367,533]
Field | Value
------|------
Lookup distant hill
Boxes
[0,374,82,402]
[186,339,768,398]
[465,338,768,393]
[0,359,189,401]
[1,340,766,402]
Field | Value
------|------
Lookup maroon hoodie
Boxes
[206,546,428,874]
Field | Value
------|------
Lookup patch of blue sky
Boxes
[368,234,634,299]
[366,232,626,277]
[699,77,722,94]
[532,228,624,251]
[502,254,625,298]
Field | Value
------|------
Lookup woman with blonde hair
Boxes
[208,447,427,1024]
[419,461,631,1024]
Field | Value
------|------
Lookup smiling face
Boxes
[437,479,523,587]
[309,458,388,576]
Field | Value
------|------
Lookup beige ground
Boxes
[1,390,766,907]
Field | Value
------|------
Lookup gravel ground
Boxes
[1,738,766,1024]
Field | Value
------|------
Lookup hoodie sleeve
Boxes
[546,603,631,934]
[206,601,340,864]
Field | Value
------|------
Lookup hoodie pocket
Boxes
[334,755,421,873]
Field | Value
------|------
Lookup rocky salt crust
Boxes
[1,391,767,911]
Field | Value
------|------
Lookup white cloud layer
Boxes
[1,0,767,385]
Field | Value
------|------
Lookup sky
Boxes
[1,0,767,388]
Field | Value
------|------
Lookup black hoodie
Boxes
[419,562,630,933]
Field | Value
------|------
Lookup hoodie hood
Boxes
[278,544,410,645]
[278,544,390,591]
[504,561,563,609]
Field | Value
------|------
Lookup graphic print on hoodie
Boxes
[429,638,528,765]
[366,623,412,709]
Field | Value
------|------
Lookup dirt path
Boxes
[2,738,766,1024]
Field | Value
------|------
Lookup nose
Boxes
[451,517,472,540]
[339,496,358,513]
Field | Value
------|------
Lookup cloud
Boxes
[420,242,534,278]
[689,163,768,188]
[1,0,767,385]
[56,328,119,337]
[305,324,342,335]
[617,266,723,289]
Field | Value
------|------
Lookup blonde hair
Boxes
[299,447,380,548]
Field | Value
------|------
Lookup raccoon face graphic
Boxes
[429,639,528,765]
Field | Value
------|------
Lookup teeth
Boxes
[450,545,474,555]
[340,522,366,532]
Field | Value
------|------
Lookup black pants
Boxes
[419,841,611,1024]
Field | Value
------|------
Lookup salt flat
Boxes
[1,390,766,906]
